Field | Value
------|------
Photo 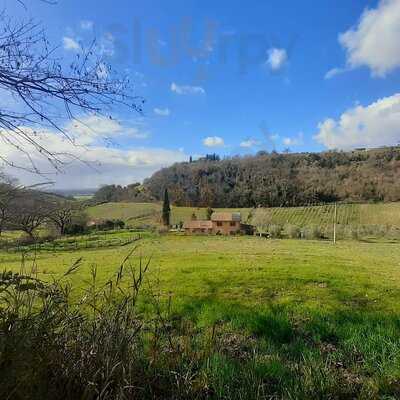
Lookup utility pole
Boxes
[333,202,337,245]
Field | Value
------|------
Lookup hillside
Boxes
[87,202,252,227]
[86,201,400,231]
[144,147,400,207]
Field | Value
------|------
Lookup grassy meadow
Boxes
[2,232,400,398]
[3,202,400,398]
[2,234,400,312]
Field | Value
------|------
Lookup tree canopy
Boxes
[144,147,400,207]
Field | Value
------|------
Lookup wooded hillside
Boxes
[143,147,400,207]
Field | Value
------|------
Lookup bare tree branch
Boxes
[0,10,144,173]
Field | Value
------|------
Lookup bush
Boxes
[91,219,126,231]
[37,233,58,244]
[268,224,283,239]
[64,223,87,235]
[301,225,323,240]
[346,226,359,240]
[157,225,169,235]
[15,235,37,246]
[285,224,301,239]
[387,226,400,239]
[335,224,346,240]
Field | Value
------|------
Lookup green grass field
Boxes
[2,233,400,397]
[86,201,400,230]
[2,235,400,312]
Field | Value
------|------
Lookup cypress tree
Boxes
[162,188,171,226]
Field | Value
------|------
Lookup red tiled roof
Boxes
[211,212,241,222]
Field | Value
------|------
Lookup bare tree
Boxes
[252,208,272,235]
[10,194,51,238]
[0,185,12,236]
[0,10,143,172]
[14,213,48,239]
[0,173,19,235]
[48,201,73,235]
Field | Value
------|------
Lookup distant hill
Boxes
[49,188,97,199]
[144,147,400,207]
[91,183,155,205]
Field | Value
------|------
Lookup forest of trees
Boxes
[92,183,155,204]
[143,147,400,207]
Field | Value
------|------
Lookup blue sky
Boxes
[3,0,400,188]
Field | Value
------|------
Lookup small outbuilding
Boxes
[183,220,214,234]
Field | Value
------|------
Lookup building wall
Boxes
[212,220,240,235]
[184,228,213,235]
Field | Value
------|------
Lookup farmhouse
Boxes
[183,212,252,235]
[182,219,214,234]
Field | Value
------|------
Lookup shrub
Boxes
[346,226,359,240]
[157,225,169,235]
[285,224,301,239]
[15,235,37,246]
[268,224,283,239]
[387,226,400,239]
[92,219,126,231]
[301,225,323,240]
[36,233,58,244]
[335,224,346,240]
[64,223,87,235]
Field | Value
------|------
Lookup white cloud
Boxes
[170,82,205,95]
[63,36,80,51]
[240,138,261,148]
[282,132,304,147]
[266,48,288,71]
[154,107,170,117]
[314,93,400,149]
[1,116,182,189]
[80,20,94,30]
[203,136,224,147]
[325,67,348,80]
[338,0,400,77]
[282,138,293,146]
[65,115,149,144]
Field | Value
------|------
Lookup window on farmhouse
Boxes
[230,221,236,227]
[217,221,223,227]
